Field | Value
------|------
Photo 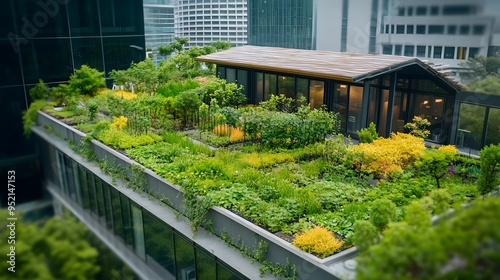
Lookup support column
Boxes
[361,80,371,129]
[385,72,397,138]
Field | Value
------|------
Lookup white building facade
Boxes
[174,0,247,48]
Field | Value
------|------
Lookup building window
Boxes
[404,45,415,56]
[460,25,470,35]
[296,78,308,106]
[447,25,457,34]
[407,25,414,34]
[433,46,443,58]
[456,47,468,59]
[385,24,389,34]
[408,7,414,16]
[416,25,426,34]
[469,47,480,58]
[264,74,277,101]
[473,25,485,35]
[395,44,402,55]
[416,6,427,15]
[428,46,432,58]
[382,44,392,54]
[443,5,475,15]
[256,72,264,103]
[391,24,395,34]
[226,68,236,83]
[309,80,324,109]
[428,25,445,34]
[398,7,404,16]
[430,6,439,15]
[417,46,426,57]
[278,75,295,100]
[396,25,405,34]
[444,47,455,59]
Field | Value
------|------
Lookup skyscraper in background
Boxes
[175,0,247,48]
[143,0,176,64]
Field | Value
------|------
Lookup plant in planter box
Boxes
[30,79,50,101]
[292,226,344,258]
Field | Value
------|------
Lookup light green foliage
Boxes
[109,59,159,94]
[477,143,500,196]
[22,100,47,136]
[404,201,431,228]
[404,116,431,139]
[356,197,500,280]
[260,94,295,112]
[352,220,379,252]
[69,65,105,96]
[29,79,50,101]
[460,55,500,83]
[95,127,162,150]
[197,78,246,107]
[415,146,457,188]
[429,189,452,215]
[357,122,378,143]
[84,99,99,122]
[466,75,500,95]
[157,37,189,56]
[157,79,200,98]
[50,83,75,107]
[369,198,397,232]
[0,212,99,280]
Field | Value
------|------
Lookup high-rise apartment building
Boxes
[144,0,176,64]
[174,0,247,48]
[379,0,500,82]
[248,0,388,53]
[0,0,145,208]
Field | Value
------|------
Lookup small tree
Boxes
[69,65,105,96]
[369,198,397,232]
[477,144,500,197]
[352,220,379,252]
[29,79,50,101]
[357,122,378,143]
[414,145,457,188]
[404,116,431,139]
[174,89,201,128]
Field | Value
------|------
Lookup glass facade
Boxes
[52,149,246,280]
[143,1,175,65]
[248,0,315,49]
[0,0,145,207]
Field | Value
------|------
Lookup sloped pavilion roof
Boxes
[196,45,462,91]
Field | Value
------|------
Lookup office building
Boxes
[144,0,176,65]
[0,0,145,208]
[379,0,500,83]
[174,0,247,48]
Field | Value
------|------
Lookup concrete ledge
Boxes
[36,111,349,280]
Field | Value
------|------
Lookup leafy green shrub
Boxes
[369,198,397,232]
[415,145,457,188]
[22,100,47,136]
[292,226,344,258]
[50,84,73,107]
[69,65,105,96]
[174,89,201,128]
[404,201,431,228]
[352,220,379,252]
[29,79,50,101]
[197,78,246,107]
[95,128,162,150]
[357,122,378,143]
[477,144,500,196]
[404,116,431,139]
[84,99,99,122]
[429,189,452,215]
[260,94,295,112]
[157,79,200,98]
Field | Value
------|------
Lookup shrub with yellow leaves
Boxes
[213,124,245,142]
[348,132,425,177]
[111,116,128,130]
[292,226,344,258]
[113,90,137,100]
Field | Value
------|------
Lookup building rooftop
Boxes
[196,45,464,91]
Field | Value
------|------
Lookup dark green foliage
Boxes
[174,89,202,128]
[356,197,500,280]
[477,144,500,196]
[157,37,189,56]
[50,84,72,106]
[85,99,99,122]
[352,220,379,252]
[109,60,159,94]
[69,65,105,96]
[0,212,99,279]
[369,198,397,232]
[22,100,47,136]
[357,122,378,143]
[29,79,50,101]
